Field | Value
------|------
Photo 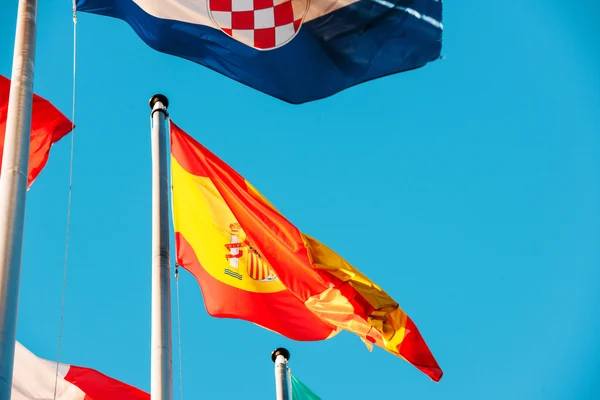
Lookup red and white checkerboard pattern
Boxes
[209,0,306,49]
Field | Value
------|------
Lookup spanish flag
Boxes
[171,121,442,381]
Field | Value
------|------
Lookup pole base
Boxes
[271,348,290,363]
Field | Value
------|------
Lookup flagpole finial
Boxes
[271,348,290,363]
[149,94,169,110]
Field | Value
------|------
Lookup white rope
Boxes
[53,6,77,399]
[175,266,184,400]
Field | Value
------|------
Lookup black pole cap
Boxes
[271,348,290,363]
[149,94,169,110]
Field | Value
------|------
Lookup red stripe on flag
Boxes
[398,317,443,382]
[64,365,149,400]
[170,121,244,187]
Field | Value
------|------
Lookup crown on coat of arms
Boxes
[229,222,241,233]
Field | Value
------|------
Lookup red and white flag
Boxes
[12,341,149,400]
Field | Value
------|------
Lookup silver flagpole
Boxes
[0,0,38,398]
[149,94,173,400]
[272,348,291,400]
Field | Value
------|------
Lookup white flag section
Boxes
[12,341,149,400]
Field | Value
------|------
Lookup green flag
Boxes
[290,371,321,400]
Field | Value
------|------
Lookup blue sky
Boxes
[1,0,599,399]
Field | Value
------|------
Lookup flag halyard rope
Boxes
[53,6,78,399]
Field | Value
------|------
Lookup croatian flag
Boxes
[76,0,442,103]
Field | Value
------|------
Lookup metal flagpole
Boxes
[0,0,38,398]
[149,94,173,400]
[272,348,292,400]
